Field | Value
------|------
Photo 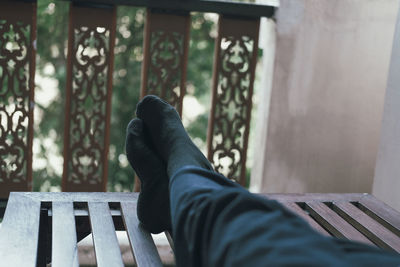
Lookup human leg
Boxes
[128,95,400,266]
[169,166,400,267]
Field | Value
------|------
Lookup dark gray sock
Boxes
[125,118,171,234]
[136,95,213,178]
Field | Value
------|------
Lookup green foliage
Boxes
[185,13,216,151]
[107,7,146,192]
[187,13,215,99]
[33,2,216,192]
[33,0,69,191]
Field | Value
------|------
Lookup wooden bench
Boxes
[0,192,398,267]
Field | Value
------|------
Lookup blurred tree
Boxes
[34,0,69,191]
[33,1,215,191]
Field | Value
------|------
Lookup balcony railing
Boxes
[0,0,275,197]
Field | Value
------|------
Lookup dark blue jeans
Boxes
[169,166,400,267]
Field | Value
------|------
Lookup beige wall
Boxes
[251,0,399,193]
[373,4,400,212]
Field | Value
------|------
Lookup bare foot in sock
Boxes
[126,118,171,234]
[136,95,213,178]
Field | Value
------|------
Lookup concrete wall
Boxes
[251,0,399,193]
[373,4,400,212]
[250,17,276,192]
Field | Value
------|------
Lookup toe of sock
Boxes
[136,95,176,120]
[136,95,160,118]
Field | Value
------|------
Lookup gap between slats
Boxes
[120,201,163,267]
[48,201,173,266]
[282,202,331,236]
[288,202,335,236]
[332,201,400,252]
[290,200,400,252]
[354,201,400,238]
[304,201,373,246]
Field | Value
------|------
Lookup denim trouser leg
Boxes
[169,166,400,267]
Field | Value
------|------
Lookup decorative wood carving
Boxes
[134,10,190,192]
[0,1,36,197]
[207,16,260,186]
[141,10,190,116]
[62,4,116,192]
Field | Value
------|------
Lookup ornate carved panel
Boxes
[207,16,260,186]
[62,4,116,192]
[141,10,190,116]
[135,10,190,192]
[0,1,36,197]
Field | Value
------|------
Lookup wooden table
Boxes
[0,192,399,267]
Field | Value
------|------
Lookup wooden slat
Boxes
[282,202,330,236]
[266,193,365,203]
[359,196,400,237]
[120,202,163,267]
[26,192,139,202]
[52,202,79,267]
[333,202,400,252]
[306,202,373,245]
[0,193,41,267]
[88,202,124,267]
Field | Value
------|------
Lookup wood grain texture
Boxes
[282,202,330,236]
[359,196,400,237]
[88,202,124,267]
[0,193,41,267]
[265,193,365,203]
[305,202,373,245]
[24,192,138,202]
[51,202,79,267]
[120,201,163,267]
[333,202,400,252]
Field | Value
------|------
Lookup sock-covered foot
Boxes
[136,95,213,177]
[126,118,171,234]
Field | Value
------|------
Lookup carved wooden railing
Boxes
[0,0,275,197]
[62,4,116,192]
[0,1,36,197]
